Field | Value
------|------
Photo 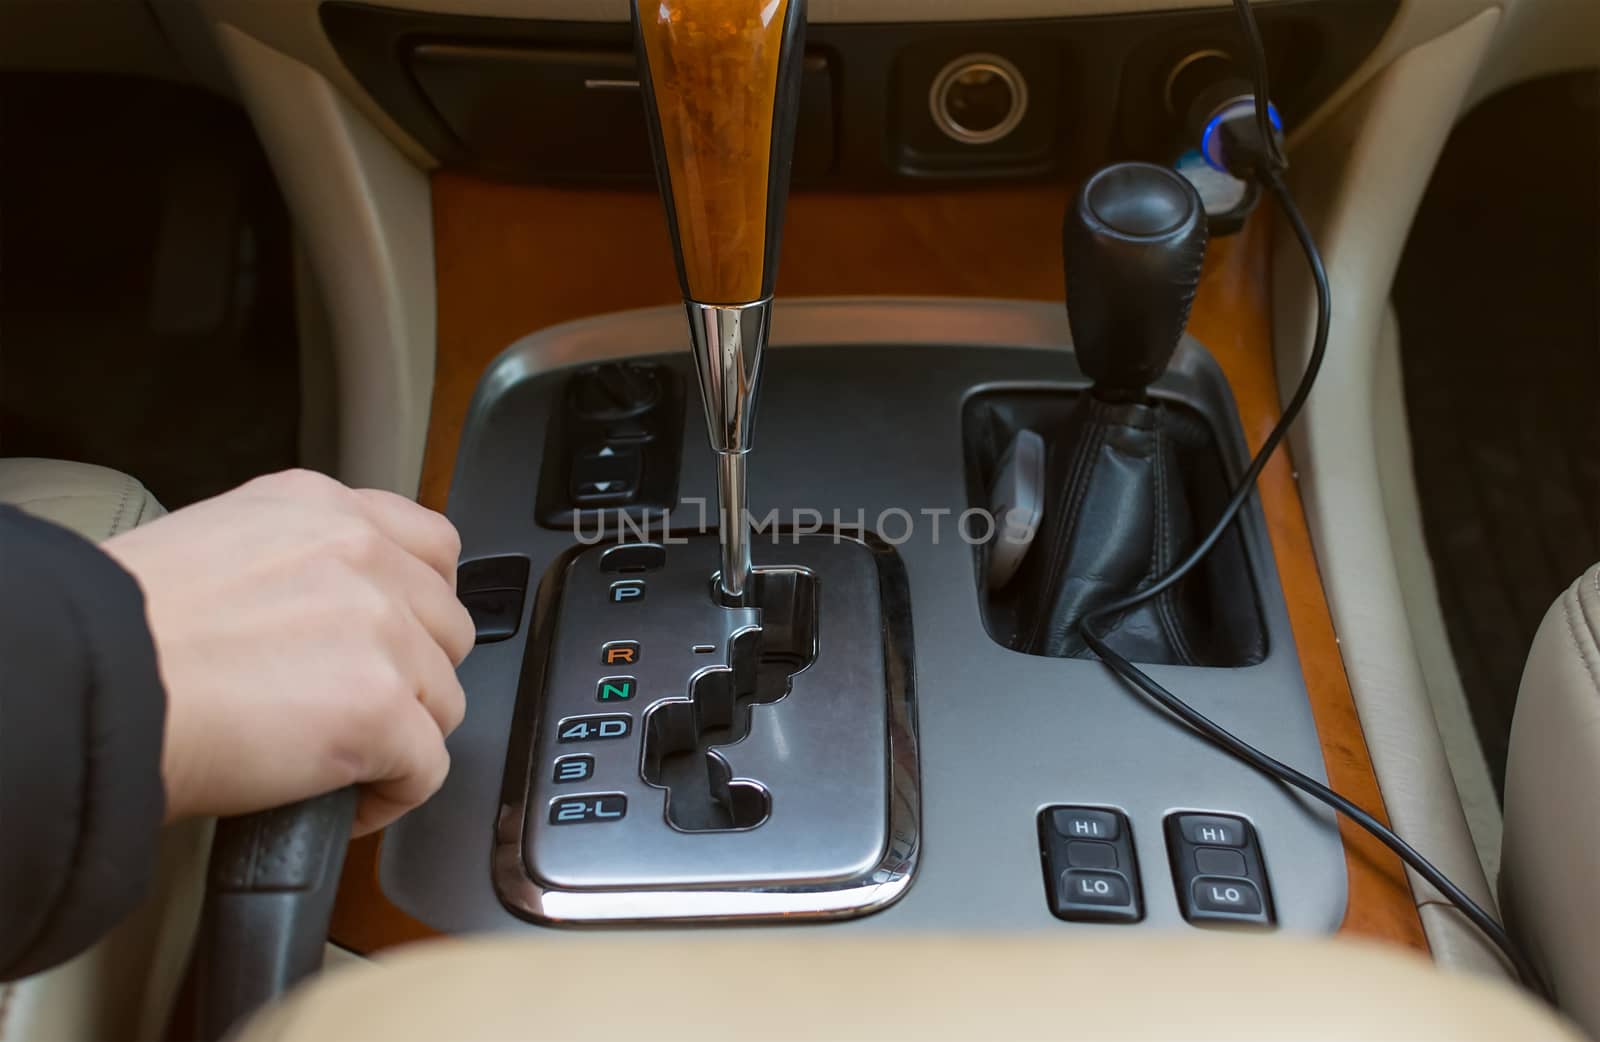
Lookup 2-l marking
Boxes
[549,794,627,825]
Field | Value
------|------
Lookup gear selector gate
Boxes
[641,568,818,833]
[493,535,918,924]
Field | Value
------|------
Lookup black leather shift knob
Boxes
[1064,162,1208,400]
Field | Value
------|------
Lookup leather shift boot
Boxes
[1015,396,1214,663]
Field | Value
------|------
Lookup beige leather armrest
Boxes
[238,934,1580,1042]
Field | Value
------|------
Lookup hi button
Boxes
[1050,807,1120,841]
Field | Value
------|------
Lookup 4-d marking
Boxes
[557,714,632,743]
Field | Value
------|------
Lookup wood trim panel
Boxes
[330,172,1427,955]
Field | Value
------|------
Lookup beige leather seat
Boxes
[235,933,1580,1041]
[0,457,165,539]
[1502,561,1600,1037]
[0,458,213,1042]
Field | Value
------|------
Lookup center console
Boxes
[382,297,1345,934]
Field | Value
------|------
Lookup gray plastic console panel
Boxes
[381,298,1346,936]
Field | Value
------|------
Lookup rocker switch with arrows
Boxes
[571,443,643,505]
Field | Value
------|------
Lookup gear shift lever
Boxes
[633,0,807,604]
[1005,162,1266,665]
[1064,162,1209,401]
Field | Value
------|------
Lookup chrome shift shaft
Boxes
[633,0,806,604]
[687,300,771,601]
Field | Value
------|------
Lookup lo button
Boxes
[1191,876,1264,916]
[1060,869,1132,911]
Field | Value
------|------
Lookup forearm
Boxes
[0,506,166,981]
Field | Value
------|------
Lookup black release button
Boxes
[457,555,531,644]
[1191,876,1264,916]
[1176,814,1249,848]
[457,555,531,594]
[461,588,524,644]
[600,543,666,573]
[571,444,642,505]
[1050,807,1121,842]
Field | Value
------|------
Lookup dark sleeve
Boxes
[0,504,167,981]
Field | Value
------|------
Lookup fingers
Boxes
[235,470,471,833]
[353,487,463,592]
[352,698,453,836]
[360,596,465,833]
[247,470,464,600]
[409,627,469,737]
[381,539,476,666]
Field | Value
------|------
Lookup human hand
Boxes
[103,469,475,835]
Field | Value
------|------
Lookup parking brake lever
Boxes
[633,0,807,604]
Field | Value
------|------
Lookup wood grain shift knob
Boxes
[634,0,807,306]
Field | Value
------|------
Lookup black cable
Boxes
[1079,0,1547,996]
[1229,0,1287,174]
